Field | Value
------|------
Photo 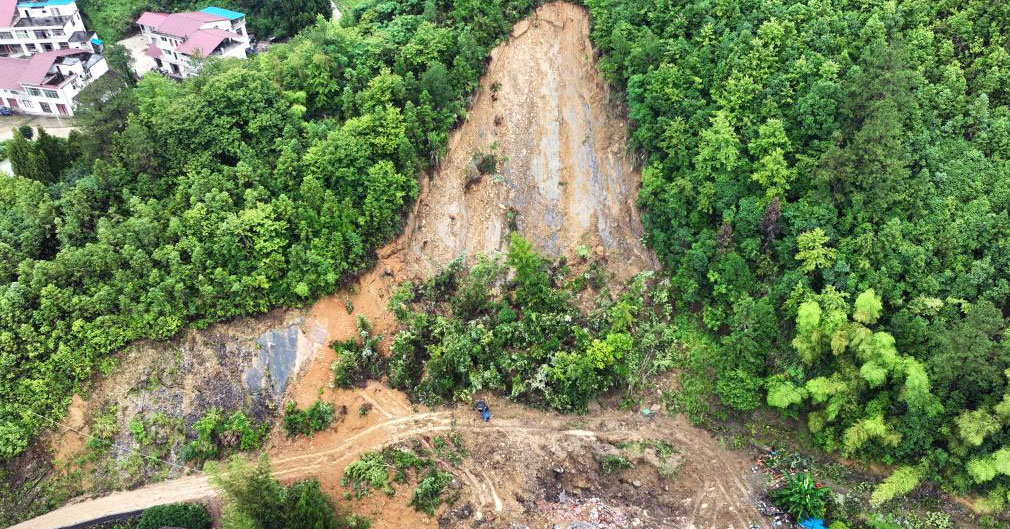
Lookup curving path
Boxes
[13,398,769,529]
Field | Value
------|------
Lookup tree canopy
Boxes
[586,0,1010,504]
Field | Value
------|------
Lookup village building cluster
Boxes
[0,1,248,116]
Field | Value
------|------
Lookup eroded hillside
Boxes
[12,4,768,529]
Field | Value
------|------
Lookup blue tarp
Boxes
[200,6,245,20]
[799,518,827,529]
[480,410,490,422]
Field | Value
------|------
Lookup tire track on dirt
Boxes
[15,406,770,529]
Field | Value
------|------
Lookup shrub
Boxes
[770,472,829,521]
[181,409,267,462]
[342,451,393,497]
[285,479,339,529]
[332,316,384,388]
[138,503,211,529]
[283,400,335,437]
[410,470,454,514]
[209,455,349,529]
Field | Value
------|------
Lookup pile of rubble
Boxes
[537,494,640,529]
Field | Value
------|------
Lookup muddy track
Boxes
[14,393,768,529]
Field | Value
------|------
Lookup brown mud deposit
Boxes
[14,3,769,529]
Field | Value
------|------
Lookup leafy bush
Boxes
[283,400,335,438]
[342,451,394,498]
[181,409,267,462]
[209,455,354,529]
[342,443,450,511]
[410,470,454,514]
[770,472,829,521]
[332,316,383,388]
[137,503,211,529]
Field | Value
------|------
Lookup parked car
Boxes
[0,106,14,116]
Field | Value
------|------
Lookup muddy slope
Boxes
[399,2,656,279]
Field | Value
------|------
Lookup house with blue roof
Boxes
[136,5,249,79]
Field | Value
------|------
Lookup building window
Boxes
[20,99,32,108]
[14,30,28,39]
[0,32,11,39]
[51,29,63,36]
[43,89,57,98]
[26,88,40,96]
[58,42,68,49]
[39,102,51,113]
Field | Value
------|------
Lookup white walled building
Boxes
[137,6,248,79]
[0,0,101,57]
[0,48,107,115]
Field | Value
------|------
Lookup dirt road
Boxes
[15,387,770,529]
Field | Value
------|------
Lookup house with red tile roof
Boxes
[136,6,249,78]
[0,0,101,58]
[0,47,107,115]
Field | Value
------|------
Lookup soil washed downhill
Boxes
[16,3,770,529]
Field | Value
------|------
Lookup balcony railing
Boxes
[15,15,72,28]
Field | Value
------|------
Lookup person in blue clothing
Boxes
[475,401,491,422]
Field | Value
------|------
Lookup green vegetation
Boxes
[409,470,453,515]
[208,455,369,529]
[137,503,211,529]
[181,409,267,462]
[597,454,633,475]
[586,0,1010,503]
[388,235,677,411]
[79,0,331,42]
[341,441,457,515]
[0,0,537,463]
[282,400,336,437]
[331,316,383,388]
[771,472,829,521]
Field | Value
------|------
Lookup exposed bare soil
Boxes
[12,4,770,529]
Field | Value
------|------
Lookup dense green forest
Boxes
[585,0,1010,508]
[79,0,332,41]
[0,0,534,463]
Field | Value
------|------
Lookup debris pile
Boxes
[538,495,636,529]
